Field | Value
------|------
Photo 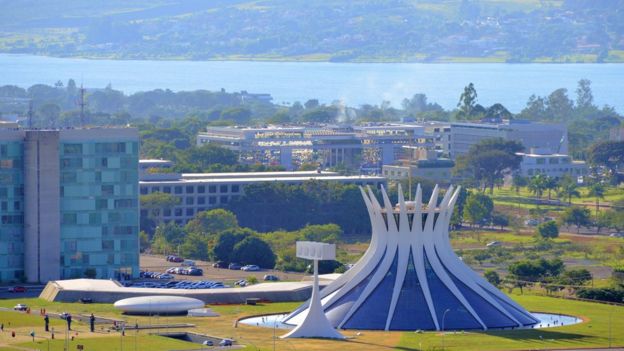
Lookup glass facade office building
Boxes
[59,139,139,279]
[0,139,24,281]
[0,128,139,283]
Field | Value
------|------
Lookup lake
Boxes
[1,54,623,113]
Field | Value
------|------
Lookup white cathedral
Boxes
[284,184,539,331]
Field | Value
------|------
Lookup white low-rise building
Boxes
[516,148,587,179]
[140,167,386,225]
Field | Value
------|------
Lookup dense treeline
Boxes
[146,208,345,272]
[227,181,371,234]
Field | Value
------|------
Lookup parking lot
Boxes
[139,255,306,284]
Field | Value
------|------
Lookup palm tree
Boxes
[528,174,547,199]
[557,176,580,205]
[588,183,605,218]
[544,176,558,201]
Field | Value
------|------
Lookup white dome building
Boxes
[284,185,539,331]
[114,296,204,315]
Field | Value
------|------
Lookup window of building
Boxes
[198,197,205,205]
[186,208,194,216]
[63,144,82,154]
[197,185,205,193]
[209,197,216,205]
[140,187,148,195]
[174,208,182,217]
[220,185,228,193]
[62,213,77,225]
[209,185,216,193]
[220,196,229,204]
[101,158,108,167]
[186,186,194,194]
[102,185,114,196]
[163,209,171,217]
[231,185,240,193]
[186,197,194,205]
[174,186,183,194]
[536,158,545,165]
[163,186,171,193]
[151,186,160,193]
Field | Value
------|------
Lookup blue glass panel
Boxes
[434,249,517,329]
[325,247,387,315]
[343,250,398,329]
[389,250,436,330]
[424,252,481,330]
[483,289,538,326]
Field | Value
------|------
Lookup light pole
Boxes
[441,308,451,351]
[609,309,612,348]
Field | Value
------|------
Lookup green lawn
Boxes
[18,334,199,351]
[0,310,63,328]
[398,294,624,351]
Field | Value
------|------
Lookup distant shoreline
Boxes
[3,52,624,64]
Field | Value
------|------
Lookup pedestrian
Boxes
[44,314,50,332]
[66,314,72,331]
[1,323,4,331]
[89,314,95,332]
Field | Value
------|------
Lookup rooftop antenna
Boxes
[78,84,86,127]
[27,99,34,128]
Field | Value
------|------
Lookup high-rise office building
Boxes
[0,126,139,283]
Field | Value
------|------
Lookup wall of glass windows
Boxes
[59,140,139,279]
[0,141,24,282]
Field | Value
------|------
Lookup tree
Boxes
[212,228,254,263]
[546,88,574,121]
[560,269,592,287]
[179,232,210,260]
[484,270,501,287]
[185,209,238,235]
[491,211,509,230]
[304,99,320,109]
[140,192,180,234]
[139,231,150,252]
[588,183,605,217]
[512,175,528,194]
[528,174,548,199]
[220,107,251,124]
[455,138,524,193]
[560,206,591,233]
[544,176,558,201]
[231,236,276,268]
[37,103,61,128]
[558,175,580,205]
[463,192,494,228]
[587,141,624,183]
[537,220,559,239]
[457,83,478,119]
[575,79,594,110]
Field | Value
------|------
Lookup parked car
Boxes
[203,340,214,346]
[263,274,279,281]
[241,265,260,271]
[610,232,624,238]
[186,268,203,276]
[8,286,26,293]
[158,273,174,280]
[79,297,93,304]
[13,303,28,311]
[486,241,501,248]
[219,339,233,347]
[166,255,184,263]
[524,219,539,226]
[234,279,248,287]
[212,261,226,268]
[181,260,196,267]
[228,263,242,270]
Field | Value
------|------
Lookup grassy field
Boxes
[0,294,621,351]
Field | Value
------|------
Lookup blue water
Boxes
[238,312,582,330]
[1,54,623,113]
